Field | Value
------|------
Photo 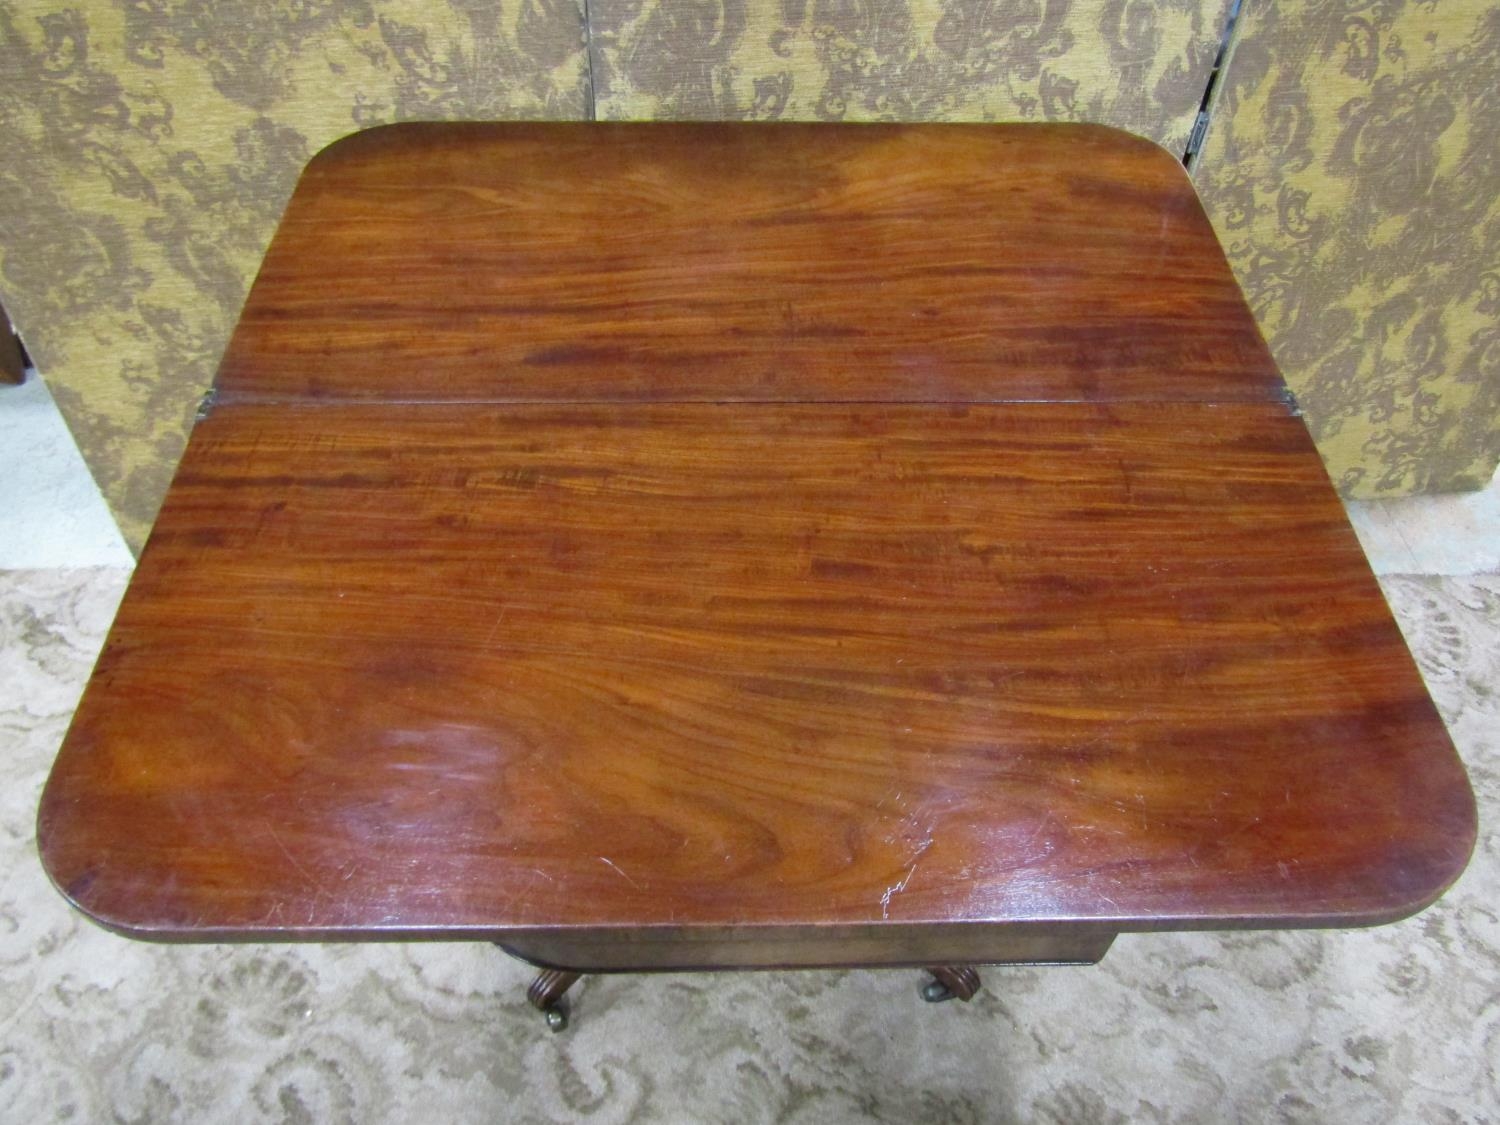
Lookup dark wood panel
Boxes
[497,926,1118,973]
[38,403,1474,944]
[215,123,1282,405]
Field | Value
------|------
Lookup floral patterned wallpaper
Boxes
[0,0,588,551]
[1194,0,1500,496]
[590,0,1230,152]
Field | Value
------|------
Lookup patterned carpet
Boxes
[2,568,1495,1122]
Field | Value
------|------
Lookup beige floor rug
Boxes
[2,568,1495,1123]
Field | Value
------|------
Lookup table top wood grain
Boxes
[38,124,1475,966]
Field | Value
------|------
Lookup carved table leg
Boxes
[527,968,582,1032]
[921,966,982,1003]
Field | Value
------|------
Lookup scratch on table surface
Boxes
[483,606,508,647]
[876,789,903,811]
[880,838,933,919]
[1021,810,1057,852]
[598,856,641,889]
[265,821,332,896]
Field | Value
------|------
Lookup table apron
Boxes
[496,925,1118,973]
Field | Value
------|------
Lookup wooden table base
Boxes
[506,954,985,1033]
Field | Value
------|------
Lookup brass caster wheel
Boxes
[918,978,954,1002]
[921,967,981,1003]
[921,981,956,1003]
[525,967,582,1032]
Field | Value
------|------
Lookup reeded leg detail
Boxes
[527,969,582,1031]
[921,966,982,1003]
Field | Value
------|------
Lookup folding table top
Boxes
[39,125,1473,960]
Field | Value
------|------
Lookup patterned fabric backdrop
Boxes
[590,0,1229,150]
[0,0,589,552]
[1194,0,1500,497]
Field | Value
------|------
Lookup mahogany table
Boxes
[39,123,1475,1032]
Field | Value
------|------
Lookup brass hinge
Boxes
[195,386,219,422]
